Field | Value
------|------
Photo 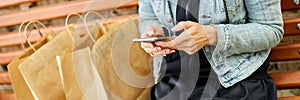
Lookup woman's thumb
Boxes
[171,24,184,32]
[146,26,155,35]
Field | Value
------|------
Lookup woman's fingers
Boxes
[151,49,176,56]
[155,40,177,49]
[145,26,155,35]
[141,42,154,48]
[140,25,178,56]
[141,41,176,56]
[143,47,161,53]
[141,42,175,56]
[143,25,164,37]
[172,21,195,32]
[142,21,208,56]
[155,30,193,49]
[141,42,163,56]
[171,23,185,32]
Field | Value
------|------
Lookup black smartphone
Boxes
[132,37,172,42]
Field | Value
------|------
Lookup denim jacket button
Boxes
[220,8,225,12]
[205,48,209,52]
[166,18,172,23]
[218,59,223,63]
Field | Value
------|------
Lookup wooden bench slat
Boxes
[0,92,15,100]
[1,0,300,99]
[0,0,138,28]
[0,14,139,65]
[0,25,65,47]
[270,70,300,89]
[270,42,300,62]
[281,0,300,11]
[283,17,300,36]
[0,72,11,84]
[0,50,22,65]
[278,96,300,100]
[0,0,38,8]
[0,14,139,48]
[0,14,138,84]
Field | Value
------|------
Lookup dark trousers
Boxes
[150,51,276,100]
[151,70,277,100]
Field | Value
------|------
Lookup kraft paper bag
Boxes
[56,22,108,100]
[93,19,153,100]
[17,27,76,100]
[7,32,55,100]
[57,47,108,100]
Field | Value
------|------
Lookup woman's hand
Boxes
[155,21,217,55]
[141,25,176,56]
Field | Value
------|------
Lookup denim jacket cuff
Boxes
[211,24,230,67]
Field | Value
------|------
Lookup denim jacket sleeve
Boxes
[213,0,284,57]
[138,0,284,88]
[138,0,165,35]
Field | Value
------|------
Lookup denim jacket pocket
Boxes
[234,0,247,24]
[225,0,247,24]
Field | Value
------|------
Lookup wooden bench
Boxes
[270,0,300,100]
[0,0,138,99]
[0,0,300,99]
[0,0,38,8]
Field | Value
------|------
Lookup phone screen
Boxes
[132,37,172,42]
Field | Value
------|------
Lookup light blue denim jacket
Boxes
[138,0,283,88]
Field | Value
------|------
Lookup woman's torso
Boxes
[150,0,271,99]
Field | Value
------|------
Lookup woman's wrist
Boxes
[203,25,218,45]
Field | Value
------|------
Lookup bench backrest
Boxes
[0,0,300,99]
[0,0,138,99]
[270,0,300,99]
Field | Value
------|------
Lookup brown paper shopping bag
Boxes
[93,19,154,100]
[57,47,108,100]
[8,34,51,100]
[8,21,56,100]
[56,15,108,99]
[17,26,77,100]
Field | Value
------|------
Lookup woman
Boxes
[138,0,283,99]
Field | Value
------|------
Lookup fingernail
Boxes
[150,45,154,48]
[171,25,182,31]
[156,47,161,51]
[155,42,160,46]
[148,30,154,36]
[165,49,170,52]
[172,50,176,52]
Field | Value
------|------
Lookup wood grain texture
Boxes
[0,92,16,100]
[281,0,300,11]
[0,72,11,84]
[0,0,138,28]
[270,70,300,89]
[0,0,300,99]
[283,17,300,36]
[0,14,139,65]
[271,42,300,61]
[0,50,22,65]
[0,0,37,8]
